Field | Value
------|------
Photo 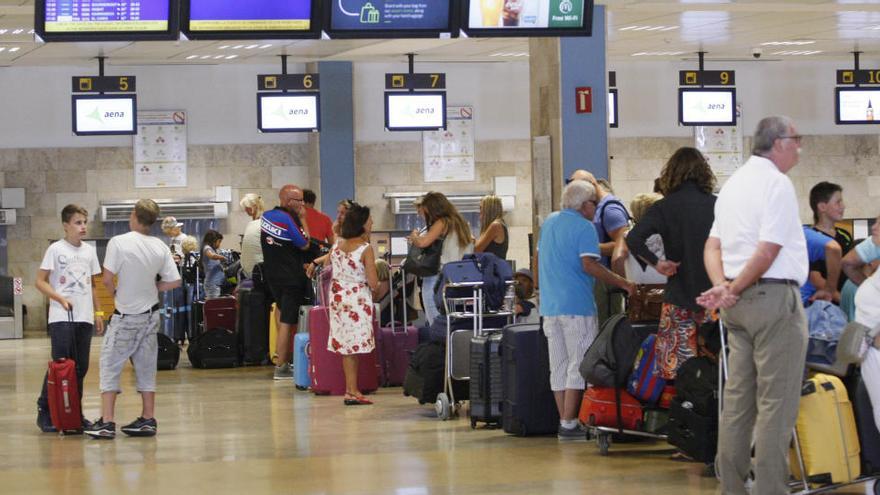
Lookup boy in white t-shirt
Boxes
[35,204,104,433]
[85,199,181,440]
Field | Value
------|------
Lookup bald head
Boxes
[279,184,303,203]
[569,169,596,184]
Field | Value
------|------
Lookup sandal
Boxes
[343,394,373,406]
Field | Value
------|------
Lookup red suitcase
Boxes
[578,387,643,431]
[47,358,82,434]
[307,306,379,395]
[203,296,237,333]
[376,266,418,386]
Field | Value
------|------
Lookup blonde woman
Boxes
[474,195,508,260]
[239,193,266,278]
[408,192,474,323]
[611,192,666,284]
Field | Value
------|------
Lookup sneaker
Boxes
[121,417,157,437]
[36,407,57,433]
[273,363,293,380]
[557,423,588,442]
[84,418,116,439]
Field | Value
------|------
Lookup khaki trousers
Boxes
[594,278,624,328]
[717,283,807,495]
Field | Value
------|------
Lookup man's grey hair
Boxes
[752,116,794,155]
[561,180,597,210]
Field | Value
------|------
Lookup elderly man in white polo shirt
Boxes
[698,116,808,495]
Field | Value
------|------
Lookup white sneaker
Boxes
[273,363,293,380]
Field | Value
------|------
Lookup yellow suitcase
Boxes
[791,373,861,485]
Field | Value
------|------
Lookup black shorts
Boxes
[267,283,306,326]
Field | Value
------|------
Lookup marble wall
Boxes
[609,135,880,223]
[2,143,314,332]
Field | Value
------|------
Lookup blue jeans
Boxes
[421,274,440,324]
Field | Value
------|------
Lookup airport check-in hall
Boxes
[2,1,880,494]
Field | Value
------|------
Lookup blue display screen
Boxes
[330,0,450,31]
[44,0,170,32]
[188,0,312,31]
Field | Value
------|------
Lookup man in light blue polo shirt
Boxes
[538,180,634,441]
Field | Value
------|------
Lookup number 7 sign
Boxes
[576,87,592,114]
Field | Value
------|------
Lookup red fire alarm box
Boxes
[576,87,592,114]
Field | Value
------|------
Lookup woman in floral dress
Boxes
[327,203,380,405]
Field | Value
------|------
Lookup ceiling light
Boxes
[8,47,19,52]
[200,55,211,59]
[28,29,34,34]
[0,30,7,35]
[218,45,229,49]
[225,55,237,60]
[213,55,224,59]
[245,44,259,49]
[631,51,685,56]
[772,50,823,56]
[0,48,6,53]
[232,45,243,49]
[620,25,678,32]
[12,29,23,34]
[761,40,816,46]
[186,55,197,60]
[260,44,272,49]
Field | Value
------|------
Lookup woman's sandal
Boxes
[343,394,373,406]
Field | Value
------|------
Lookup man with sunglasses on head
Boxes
[698,116,808,495]
[567,169,631,326]
[261,184,312,380]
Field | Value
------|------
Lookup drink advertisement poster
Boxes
[423,106,475,183]
[134,110,188,188]
[469,0,585,29]
[695,103,743,178]
[332,1,450,30]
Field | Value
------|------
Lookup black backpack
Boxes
[187,328,239,369]
[675,356,719,417]
[580,314,655,388]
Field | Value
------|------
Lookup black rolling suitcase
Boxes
[237,287,270,365]
[666,356,720,462]
[156,333,180,370]
[501,322,559,436]
[187,328,239,369]
[470,331,503,427]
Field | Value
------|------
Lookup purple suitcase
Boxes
[307,306,380,396]
[377,265,419,386]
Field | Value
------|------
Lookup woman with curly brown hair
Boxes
[626,147,718,380]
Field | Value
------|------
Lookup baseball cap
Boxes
[161,216,184,229]
[514,268,534,283]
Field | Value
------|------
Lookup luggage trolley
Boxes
[433,260,514,421]
[716,321,880,495]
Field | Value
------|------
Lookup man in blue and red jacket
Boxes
[261,184,311,380]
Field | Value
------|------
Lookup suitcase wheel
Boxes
[470,417,477,429]
[588,414,596,426]
[435,393,451,421]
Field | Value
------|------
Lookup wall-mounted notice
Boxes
[134,110,188,188]
[695,102,743,178]
[423,105,475,182]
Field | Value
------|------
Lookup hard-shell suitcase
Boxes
[791,373,861,485]
[501,323,559,436]
[293,333,310,390]
[667,396,718,463]
[187,328,239,369]
[376,266,418,386]
[47,358,82,434]
[297,305,313,334]
[578,387,643,431]
[469,331,503,427]
[307,306,379,396]
[156,332,180,370]
[160,286,188,342]
[203,296,237,333]
[675,356,719,417]
[627,334,666,405]
[236,287,270,365]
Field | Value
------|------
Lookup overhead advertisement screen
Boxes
[464,0,591,36]
[42,0,172,32]
[326,0,454,37]
[72,95,137,136]
[188,0,313,32]
[679,88,736,126]
[835,88,880,125]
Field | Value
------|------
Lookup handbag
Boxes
[627,284,665,322]
[836,321,880,364]
[402,236,444,278]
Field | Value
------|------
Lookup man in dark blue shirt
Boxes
[261,184,311,380]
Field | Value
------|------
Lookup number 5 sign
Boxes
[576,87,592,114]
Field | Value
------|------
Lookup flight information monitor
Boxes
[461,0,592,37]
[36,0,178,41]
[183,0,319,39]
[325,0,456,38]
[835,87,880,125]
[678,88,736,126]
[384,92,447,131]
[72,94,137,136]
[257,93,320,133]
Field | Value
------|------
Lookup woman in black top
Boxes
[626,147,718,380]
[474,195,509,260]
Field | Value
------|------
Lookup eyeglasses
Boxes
[290,197,305,203]
[779,135,803,143]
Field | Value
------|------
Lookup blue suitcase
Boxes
[501,322,560,436]
[293,333,310,390]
